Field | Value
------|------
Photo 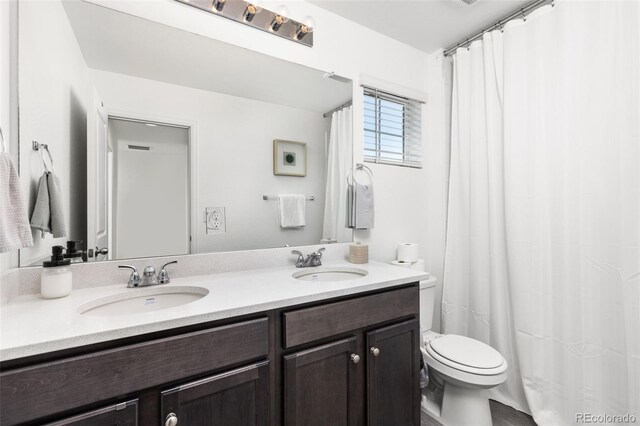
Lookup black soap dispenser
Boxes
[64,240,84,263]
[41,245,72,299]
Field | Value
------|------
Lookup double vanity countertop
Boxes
[0,261,431,362]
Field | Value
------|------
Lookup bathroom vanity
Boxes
[0,261,426,425]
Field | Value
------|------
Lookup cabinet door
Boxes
[161,361,269,426]
[366,319,420,426]
[284,337,359,426]
[47,399,138,426]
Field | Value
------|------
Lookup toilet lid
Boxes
[429,335,505,370]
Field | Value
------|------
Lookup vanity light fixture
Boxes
[270,5,289,32]
[212,0,226,12]
[175,0,314,47]
[295,16,315,40]
[243,0,261,22]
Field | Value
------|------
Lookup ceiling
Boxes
[62,1,352,113]
[309,0,531,53]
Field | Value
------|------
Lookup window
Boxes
[363,87,422,168]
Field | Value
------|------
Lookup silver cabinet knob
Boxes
[370,347,380,357]
[165,413,178,426]
[350,353,361,364]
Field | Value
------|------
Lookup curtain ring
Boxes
[520,9,527,22]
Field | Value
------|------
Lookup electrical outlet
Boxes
[205,207,226,235]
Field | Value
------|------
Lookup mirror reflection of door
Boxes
[108,118,190,259]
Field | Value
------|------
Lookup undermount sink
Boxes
[78,286,209,316]
[292,266,368,282]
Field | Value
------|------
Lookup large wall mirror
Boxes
[18,0,353,266]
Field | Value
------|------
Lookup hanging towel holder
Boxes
[32,141,55,174]
[347,163,373,185]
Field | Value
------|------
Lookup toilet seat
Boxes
[426,335,507,376]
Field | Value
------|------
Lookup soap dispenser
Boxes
[64,240,84,263]
[41,245,72,299]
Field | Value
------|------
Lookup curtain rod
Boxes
[323,100,352,118]
[443,0,553,57]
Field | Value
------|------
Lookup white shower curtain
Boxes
[322,107,352,243]
[443,2,639,425]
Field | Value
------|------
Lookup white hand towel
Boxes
[30,172,67,238]
[47,172,67,238]
[30,173,51,237]
[354,182,374,229]
[278,194,306,228]
[0,152,34,252]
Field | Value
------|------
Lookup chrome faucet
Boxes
[291,247,325,268]
[119,261,178,288]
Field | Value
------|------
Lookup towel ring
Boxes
[347,163,373,186]
[33,141,55,174]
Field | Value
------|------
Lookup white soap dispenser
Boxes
[41,245,72,299]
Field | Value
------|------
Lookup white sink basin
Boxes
[292,266,368,282]
[78,286,209,316]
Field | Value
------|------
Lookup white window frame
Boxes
[363,86,422,168]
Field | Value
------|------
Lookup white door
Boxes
[87,88,110,259]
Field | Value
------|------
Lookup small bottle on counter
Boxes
[63,240,84,263]
[41,245,72,299]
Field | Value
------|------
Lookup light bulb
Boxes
[295,16,315,40]
[243,0,263,22]
[270,5,289,31]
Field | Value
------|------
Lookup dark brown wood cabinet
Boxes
[161,361,269,426]
[279,286,421,426]
[0,284,420,426]
[47,400,138,426]
[367,319,421,426]
[284,337,359,426]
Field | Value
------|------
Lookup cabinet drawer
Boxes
[0,317,268,425]
[283,286,418,348]
[46,399,138,426]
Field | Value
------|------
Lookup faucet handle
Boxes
[158,261,178,284]
[314,247,326,256]
[291,250,305,267]
[119,265,140,288]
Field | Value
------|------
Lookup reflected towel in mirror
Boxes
[30,172,67,238]
[278,194,306,228]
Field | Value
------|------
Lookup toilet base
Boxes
[442,383,492,426]
[422,382,493,426]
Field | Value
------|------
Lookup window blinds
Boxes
[363,86,422,168]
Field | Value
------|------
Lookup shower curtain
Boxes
[322,107,352,243]
[442,2,640,425]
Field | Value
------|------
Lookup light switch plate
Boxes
[205,207,226,234]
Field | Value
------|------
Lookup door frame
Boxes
[105,108,198,255]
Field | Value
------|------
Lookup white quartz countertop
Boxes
[0,261,430,362]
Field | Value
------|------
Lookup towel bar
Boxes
[263,195,315,201]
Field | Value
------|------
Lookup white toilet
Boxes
[419,280,508,426]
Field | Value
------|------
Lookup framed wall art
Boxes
[273,139,307,177]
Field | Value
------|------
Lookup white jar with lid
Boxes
[41,245,72,299]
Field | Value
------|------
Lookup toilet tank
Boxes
[419,279,437,332]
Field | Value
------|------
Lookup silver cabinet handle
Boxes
[350,353,361,364]
[370,347,380,357]
[165,413,178,426]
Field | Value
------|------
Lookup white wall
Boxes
[18,0,89,266]
[93,69,327,253]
